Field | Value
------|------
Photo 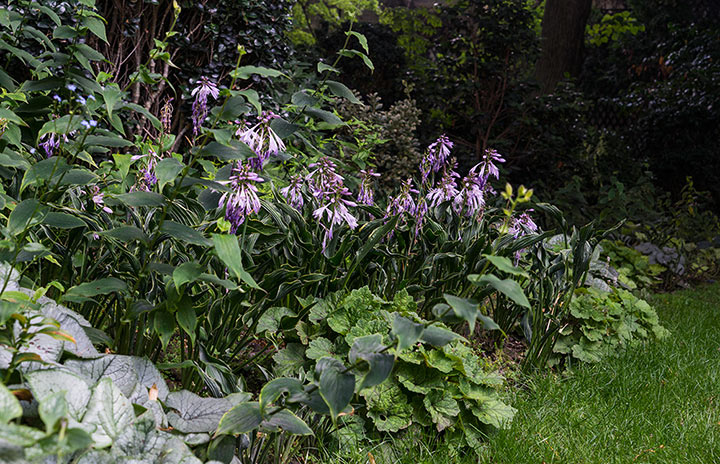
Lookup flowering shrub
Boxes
[0,0,623,461]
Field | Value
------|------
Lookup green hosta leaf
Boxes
[165,390,236,434]
[0,382,22,423]
[97,226,148,243]
[482,254,529,277]
[174,295,196,343]
[81,377,135,448]
[424,390,460,431]
[420,325,464,347]
[42,212,86,229]
[469,274,531,309]
[326,80,361,104]
[349,334,394,390]
[315,357,355,423]
[161,221,212,247]
[216,402,262,435]
[261,409,313,435]
[63,278,127,301]
[114,191,165,207]
[173,262,203,289]
[8,199,47,234]
[259,378,305,412]
[155,157,184,191]
[154,310,175,349]
[212,234,260,289]
[392,314,425,351]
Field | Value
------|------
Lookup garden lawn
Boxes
[320,284,720,463]
[485,283,720,464]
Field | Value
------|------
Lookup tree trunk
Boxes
[535,0,592,93]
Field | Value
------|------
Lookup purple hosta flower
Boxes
[427,134,453,172]
[53,94,62,102]
[280,174,304,210]
[132,148,161,191]
[39,133,60,158]
[387,178,419,216]
[161,97,174,132]
[219,161,264,233]
[313,185,358,253]
[191,76,219,136]
[66,84,77,92]
[414,198,428,237]
[307,157,344,202]
[508,210,538,263]
[91,186,113,214]
[357,168,380,206]
[426,166,460,208]
[237,112,285,169]
[479,148,505,180]
[454,169,486,217]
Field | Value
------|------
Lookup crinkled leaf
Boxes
[81,377,135,448]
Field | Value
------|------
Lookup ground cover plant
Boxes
[0,0,717,463]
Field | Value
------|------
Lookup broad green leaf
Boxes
[212,234,260,289]
[317,62,340,74]
[444,294,480,332]
[154,310,175,349]
[230,66,287,80]
[392,314,425,351]
[316,357,355,423]
[237,89,261,115]
[259,378,305,412]
[64,278,127,300]
[81,377,134,447]
[469,274,531,309]
[174,295,196,342]
[101,84,123,120]
[82,16,108,43]
[155,158,185,191]
[0,383,22,423]
[420,325,464,347]
[349,335,394,390]
[114,191,165,207]
[8,199,47,234]
[0,107,27,126]
[326,80,361,104]
[483,254,529,277]
[338,49,374,71]
[216,401,262,435]
[42,212,85,229]
[261,409,313,435]
[162,221,212,247]
[173,262,203,289]
[469,398,516,429]
[97,226,148,243]
[304,107,343,126]
[347,31,369,53]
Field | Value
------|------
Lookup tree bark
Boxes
[535,0,592,93]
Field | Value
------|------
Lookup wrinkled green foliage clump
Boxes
[552,287,669,365]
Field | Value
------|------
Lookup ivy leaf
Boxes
[315,357,355,424]
[348,334,394,390]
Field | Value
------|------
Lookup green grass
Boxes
[318,284,720,464]
[484,283,720,463]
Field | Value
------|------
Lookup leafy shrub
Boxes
[552,287,669,365]
[271,286,514,456]
[600,239,665,289]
